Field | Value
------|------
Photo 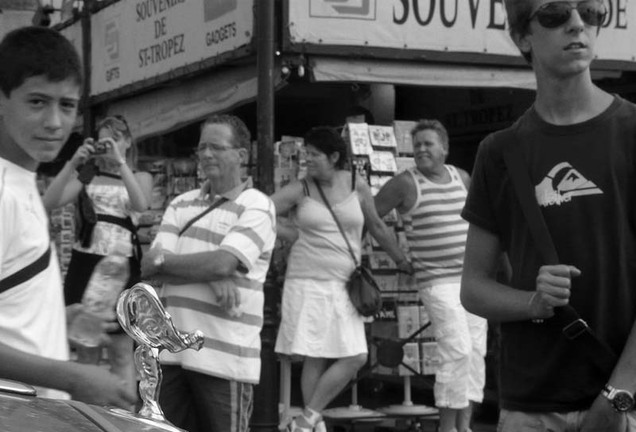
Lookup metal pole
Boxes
[251,0,278,431]
[80,0,93,137]
[256,0,275,195]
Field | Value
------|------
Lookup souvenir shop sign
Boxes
[90,0,254,96]
[288,0,635,66]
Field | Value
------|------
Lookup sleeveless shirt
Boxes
[286,192,364,282]
[401,165,468,288]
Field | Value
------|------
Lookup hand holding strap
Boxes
[502,134,616,373]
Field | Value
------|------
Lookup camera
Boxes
[92,140,108,155]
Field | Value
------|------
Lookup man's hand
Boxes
[141,243,165,279]
[581,393,627,432]
[199,179,212,199]
[69,363,137,410]
[210,280,241,316]
[529,264,581,320]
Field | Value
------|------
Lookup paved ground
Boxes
[301,372,499,432]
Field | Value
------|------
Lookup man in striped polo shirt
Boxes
[375,119,487,432]
[141,114,276,432]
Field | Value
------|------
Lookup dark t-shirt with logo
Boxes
[462,95,636,412]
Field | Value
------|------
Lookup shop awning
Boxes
[107,63,285,141]
[310,56,537,90]
[310,56,622,91]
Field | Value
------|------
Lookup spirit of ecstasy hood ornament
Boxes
[116,282,204,429]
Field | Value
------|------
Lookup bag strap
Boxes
[178,197,228,237]
[301,179,310,197]
[502,133,617,372]
[0,244,51,294]
[502,143,559,265]
[97,214,143,262]
[313,180,359,267]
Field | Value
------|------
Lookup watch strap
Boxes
[602,384,635,412]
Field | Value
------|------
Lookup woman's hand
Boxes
[70,138,97,169]
[97,136,126,165]
[397,259,414,275]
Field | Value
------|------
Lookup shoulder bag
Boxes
[313,179,382,317]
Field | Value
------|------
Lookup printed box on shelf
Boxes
[369,151,398,173]
[393,120,417,155]
[345,123,373,156]
[368,125,398,149]
[374,298,398,323]
[420,341,441,376]
[397,304,421,339]
[399,342,421,376]
[369,251,397,270]
[373,274,399,292]
[351,156,371,183]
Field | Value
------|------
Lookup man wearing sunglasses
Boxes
[461,1,636,431]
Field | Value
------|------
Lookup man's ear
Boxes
[513,31,532,58]
[238,147,248,163]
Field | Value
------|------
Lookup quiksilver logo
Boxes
[535,162,603,207]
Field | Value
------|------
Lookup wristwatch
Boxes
[153,249,165,272]
[602,384,635,412]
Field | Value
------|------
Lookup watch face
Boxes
[613,390,635,412]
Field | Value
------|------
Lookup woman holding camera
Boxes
[43,115,152,396]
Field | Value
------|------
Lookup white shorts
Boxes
[420,282,488,409]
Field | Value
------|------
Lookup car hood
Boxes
[0,380,181,432]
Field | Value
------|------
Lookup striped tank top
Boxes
[401,165,468,288]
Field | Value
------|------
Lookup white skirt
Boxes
[275,278,368,358]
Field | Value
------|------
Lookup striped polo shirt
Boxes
[154,178,276,384]
[400,165,468,288]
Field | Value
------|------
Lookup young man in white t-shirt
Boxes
[0,26,136,408]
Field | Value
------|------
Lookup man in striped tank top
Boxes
[375,119,487,432]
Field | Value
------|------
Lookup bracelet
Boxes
[528,292,544,324]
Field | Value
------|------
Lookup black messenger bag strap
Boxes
[0,245,51,294]
[97,214,143,262]
[178,197,228,237]
[502,134,616,373]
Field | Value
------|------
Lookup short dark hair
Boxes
[411,119,449,151]
[503,0,535,63]
[200,114,251,151]
[304,126,348,169]
[0,26,83,97]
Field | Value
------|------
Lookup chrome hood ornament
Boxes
[115,282,204,430]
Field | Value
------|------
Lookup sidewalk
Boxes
[306,373,499,432]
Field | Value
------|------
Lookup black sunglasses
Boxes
[529,1,607,29]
